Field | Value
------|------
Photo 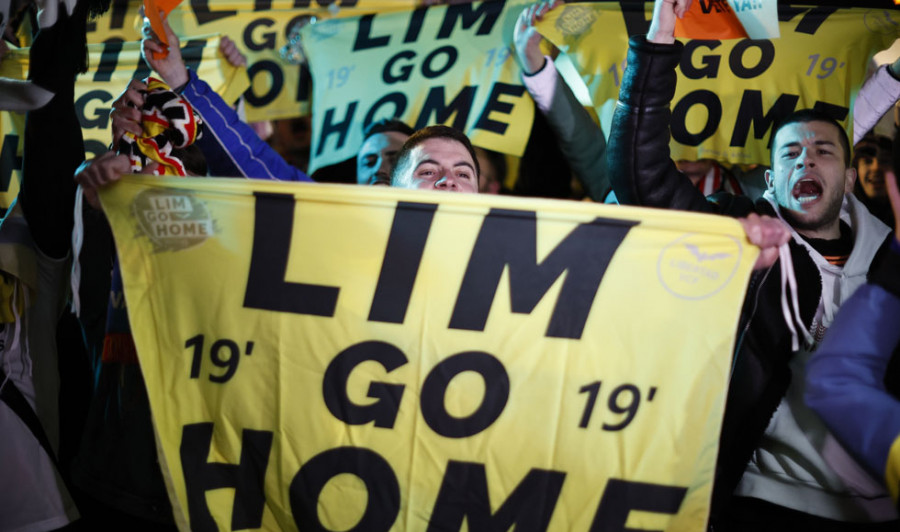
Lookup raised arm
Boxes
[853,57,900,145]
[606,0,717,213]
[514,1,610,202]
[140,17,311,181]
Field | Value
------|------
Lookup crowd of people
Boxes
[2,0,900,530]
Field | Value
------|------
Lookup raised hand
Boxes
[74,151,133,209]
[141,13,189,88]
[219,36,247,68]
[513,0,562,75]
[647,0,693,44]
[109,78,147,148]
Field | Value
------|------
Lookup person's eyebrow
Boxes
[780,141,801,153]
[780,140,836,152]
[414,158,439,169]
[413,159,476,173]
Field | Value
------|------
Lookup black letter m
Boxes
[428,460,565,532]
[449,209,637,339]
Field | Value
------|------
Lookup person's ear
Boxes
[764,168,775,192]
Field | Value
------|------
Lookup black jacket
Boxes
[607,35,894,523]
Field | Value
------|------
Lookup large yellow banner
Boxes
[101,177,758,531]
[85,0,418,121]
[300,1,535,173]
[538,4,899,166]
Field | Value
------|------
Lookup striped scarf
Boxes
[117,77,202,176]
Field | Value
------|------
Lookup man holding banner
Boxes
[608,0,898,529]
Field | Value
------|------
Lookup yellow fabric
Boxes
[101,176,758,531]
[887,434,900,503]
[0,272,24,323]
[0,111,25,212]
[300,1,534,173]
[144,0,184,59]
[85,0,418,121]
[0,44,27,212]
[536,3,899,167]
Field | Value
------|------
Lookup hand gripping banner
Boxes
[100,177,758,531]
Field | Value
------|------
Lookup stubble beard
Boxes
[779,189,845,237]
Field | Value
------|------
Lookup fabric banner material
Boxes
[86,0,418,121]
[101,176,758,531]
[0,112,24,213]
[300,1,534,173]
[537,3,899,167]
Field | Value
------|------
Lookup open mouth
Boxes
[792,178,822,205]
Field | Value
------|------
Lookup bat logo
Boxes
[685,243,731,262]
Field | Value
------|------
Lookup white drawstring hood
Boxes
[70,185,84,317]
[737,191,896,521]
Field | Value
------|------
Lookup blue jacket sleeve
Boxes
[181,70,312,182]
[805,281,900,481]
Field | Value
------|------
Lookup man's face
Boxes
[393,138,478,193]
[765,121,855,239]
[854,140,892,200]
[356,131,408,186]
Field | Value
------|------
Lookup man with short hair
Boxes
[357,118,414,186]
[607,0,897,529]
[390,125,480,193]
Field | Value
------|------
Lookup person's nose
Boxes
[376,156,392,180]
[796,148,815,169]
[435,174,458,190]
